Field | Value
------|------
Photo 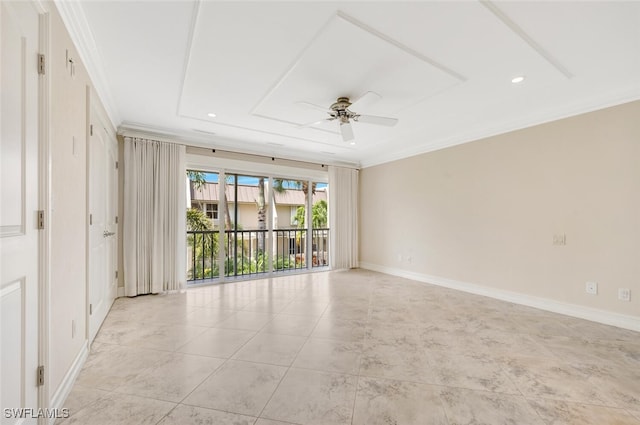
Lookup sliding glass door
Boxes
[187,171,221,281]
[186,169,329,283]
[272,178,308,272]
[311,181,329,268]
[224,174,269,278]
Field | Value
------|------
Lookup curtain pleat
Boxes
[124,137,186,296]
[328,166,359,270]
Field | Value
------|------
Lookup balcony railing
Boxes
[311,228,329,267]
[273,229,307,272]
[187,230,220,281]
[225,229,269,277]
[187,228,329,281]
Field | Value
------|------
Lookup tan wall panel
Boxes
[48,2,115,395]
[49,4,90,393]
[360,101,640,317]
[276,205,294,229]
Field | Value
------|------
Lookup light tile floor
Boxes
[60,269,640,425]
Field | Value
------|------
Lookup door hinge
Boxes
[115,216,118,224]
[37,365,44,386]
[90,124,94,136]
[115,270,118,279]
[37,210,45,229]
[115,161,118,170]
[38,54,45,75]
[89,303,93,315]
[89,213,93,225]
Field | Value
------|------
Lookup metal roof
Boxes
[191,182,327,206]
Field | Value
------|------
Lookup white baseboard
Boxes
[49,340,89,425]
[117,286,125,298]
[359,262,640,332]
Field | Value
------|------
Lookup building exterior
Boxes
[189,181,327,230]
[187,181,329,276]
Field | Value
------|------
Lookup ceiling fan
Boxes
[297,91,398,142]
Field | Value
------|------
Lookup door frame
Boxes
[34,0,50,421]
[86,87,118,343]
[185,165,328,283]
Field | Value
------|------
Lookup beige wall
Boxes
[233,204,297,230]
[275,205,295,229]
[233,204,257,230]
[49,3,115,396]
[192,202,298,230]
[49,4,88,394]
[360,101,640,318]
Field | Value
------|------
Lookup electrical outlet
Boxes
[585,281,598,295]
[618,288,631,302]
[553,234,567,246]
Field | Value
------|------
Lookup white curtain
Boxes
[123,137,186,296]
[328,166,359,269]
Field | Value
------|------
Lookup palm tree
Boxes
[256,177,267,251]
[294,200,327,228]
[272,179,316,216]
[222,175,233,231]
[187,170,207,211]
[186,207,219,279]
[256,178,289,252]
[272,178,287,196]
[312,199,327,228]
[187,170,206,189]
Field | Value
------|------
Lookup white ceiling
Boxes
[57,1,640,168]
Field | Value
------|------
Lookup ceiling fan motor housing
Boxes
[331,97,352,112]
[330,97,358,124]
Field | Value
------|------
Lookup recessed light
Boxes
[207,112,217,118]
[350,141,356,146]
[511,76,525,84]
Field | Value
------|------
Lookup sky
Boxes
[200,172,327,189]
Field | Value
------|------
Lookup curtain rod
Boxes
[121,131,359,170]
[187,146,350,171]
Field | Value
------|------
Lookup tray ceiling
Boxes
[59,1,640,167]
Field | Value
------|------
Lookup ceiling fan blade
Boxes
[296,101,332,113]
[297,117,335,128]
[354,114,398,127]
[340,121,355,142]
[349,91,381,111]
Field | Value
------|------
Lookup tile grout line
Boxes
[71,288,288,422]
[77,270,639,424]
[254,300,330,422]
[174,309,280,408]
[169,281,315,421]
[348,287,375,425]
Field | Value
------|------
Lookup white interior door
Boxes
[88,104,117,343]
[0,1,41,423]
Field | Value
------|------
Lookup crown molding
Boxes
[118,121,360,169]
[360,88,640,168]
[53,0,121,128]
